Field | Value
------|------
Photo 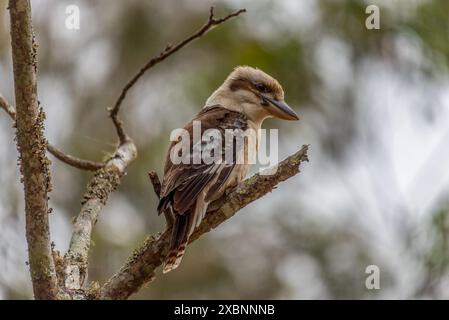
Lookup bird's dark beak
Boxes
[263,96,299,121]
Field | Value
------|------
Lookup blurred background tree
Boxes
[1,0,449,299]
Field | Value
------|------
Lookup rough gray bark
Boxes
[64,141,137,290]
[8,0,58,300]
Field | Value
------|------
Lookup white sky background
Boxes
[1,0,449,298]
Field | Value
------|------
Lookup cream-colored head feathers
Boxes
[205,66,298,123]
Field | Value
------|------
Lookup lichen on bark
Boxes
[9,0,58,299]
[82,166,122,205]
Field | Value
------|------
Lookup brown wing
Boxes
[157,105,247,216]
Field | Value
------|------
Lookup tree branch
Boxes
[148,171,161,198]
[46,144,104,171]
[0,93,16,119]
[100,145,309,300]
[64,140,137,290]
[108,6,246,144]
[0,94,105,171]
[8,0,58,299]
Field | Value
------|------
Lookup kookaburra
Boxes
[158,66,299,273]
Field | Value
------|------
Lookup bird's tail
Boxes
[163,214,189,274]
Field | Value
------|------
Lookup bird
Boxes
[157,66,299,273]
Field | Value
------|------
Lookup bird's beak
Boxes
[263,96,299,121]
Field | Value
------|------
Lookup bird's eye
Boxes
[255,83,269,93]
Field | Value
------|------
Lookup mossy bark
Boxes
[9,0,58,300]
[64,141,137,292]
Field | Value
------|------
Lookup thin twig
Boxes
[47,144,104,171]
[100,145,309,299]
[148,171,162,198]
[108,6,246,144]
[1,94,105,171]
[0,93,16,119]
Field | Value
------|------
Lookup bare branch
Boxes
[108,6,246,144]
[0,93,16,119]
[64,140,137,290]
[47,144,104,171]
[8,0,58,299]
[1,94,105,171]
[100,145,309,300]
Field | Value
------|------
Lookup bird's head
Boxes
[206,66,299,123]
